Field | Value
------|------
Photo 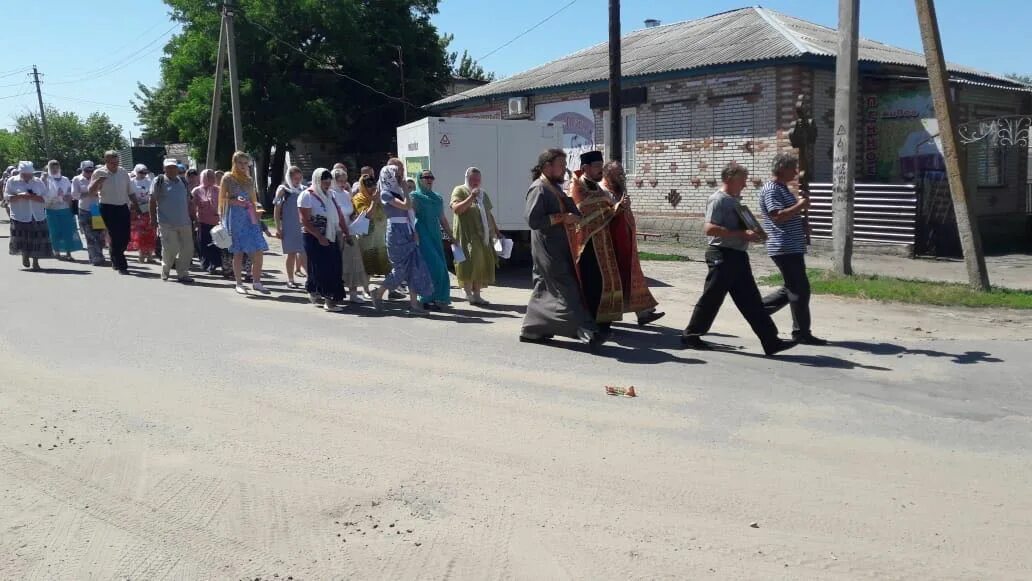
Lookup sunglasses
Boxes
[422,176,435,180]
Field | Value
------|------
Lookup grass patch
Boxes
[759,268,1032,309]
[638,251,690,262]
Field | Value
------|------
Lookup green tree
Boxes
[134,0,452,204]
[1005,73,1032,86]
[0,129,28,166]
[13,107,126,172]
[441,33,496,81]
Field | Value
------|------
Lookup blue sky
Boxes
[2,0,1029,138]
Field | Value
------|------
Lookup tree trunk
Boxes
[254,144,272,210]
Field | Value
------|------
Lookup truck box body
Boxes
[396,117,563,232]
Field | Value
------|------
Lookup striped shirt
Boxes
[759,180,806,256]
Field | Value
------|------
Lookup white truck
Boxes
[396,116,564,261]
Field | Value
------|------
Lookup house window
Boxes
[603,109,638,174]
[977,139,1006,187]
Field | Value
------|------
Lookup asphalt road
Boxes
[1,228,1030,580]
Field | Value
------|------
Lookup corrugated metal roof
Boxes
[430,6,1022,109]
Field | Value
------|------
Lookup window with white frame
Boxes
[603,109,637,174]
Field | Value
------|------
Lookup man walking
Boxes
[89,151,139,274]
[759,154,826,345]
[681,163,795,356]
[150,159,195,283]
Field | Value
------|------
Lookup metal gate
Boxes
[807,182,918,246]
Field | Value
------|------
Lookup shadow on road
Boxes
[29,268,91,275]
[832,341,1003,365]
[728,349,892,371]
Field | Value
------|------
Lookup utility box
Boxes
[396,117,564,233]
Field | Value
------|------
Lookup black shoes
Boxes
[680,335,714,350]
[764,339,797,357]
[577,328,604,351]
[637,310,666,327]
[792,332,828,346]
[518,333,553,344]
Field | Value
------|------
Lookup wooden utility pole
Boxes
[831,0,859,275]
[205,22,227,169]
[607,0,622,162]
[223,1,245,152]
[31,65,51,159]
[394,45,407,123]
[914,0,990,290]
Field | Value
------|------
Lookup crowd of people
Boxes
[3,147,823,355]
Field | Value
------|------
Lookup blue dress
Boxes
[228,204,269,254]
[412,187,451,304]
[275,188,304,254]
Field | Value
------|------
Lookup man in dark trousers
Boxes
[758,153,826,345]
[681,163,796,357]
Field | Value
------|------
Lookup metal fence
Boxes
[807,183,918,246]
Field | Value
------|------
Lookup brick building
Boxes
[428,7,1032,253]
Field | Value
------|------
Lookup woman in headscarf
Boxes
[3,161,52,271]
[219,151,270,295]
[41,159,83,261]
[331,168,370,302]
[273,166,306,288]
[128,163,157,264]
[192,169,223,274]
[411,169,452,309]
[352,171,390,276]
[299,168,347,312]
[450,167,500,305]
[369,160,433,314]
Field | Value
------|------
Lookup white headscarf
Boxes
[378,164,403,199]
[310,167,341,243]
[465,167,491,244]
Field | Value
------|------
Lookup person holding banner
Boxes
[412,169,452,310]
[72,161,106,266]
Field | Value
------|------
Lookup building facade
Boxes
[429,8,1031,254]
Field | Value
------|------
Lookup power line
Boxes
[477,0,580,62]
[43,92,135,109]
[48,24,178,86]
[242,15,423,110]
[0,67,30,79]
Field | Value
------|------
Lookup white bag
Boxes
[494,237,514,259]
[451,242,466,264]
[349,212,370,236]
[210,221,233,249]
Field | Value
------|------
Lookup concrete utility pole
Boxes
[831,0,859,275]
[914,0,990,290]
[31,65,51,159]
[205,22,227,169]
[607,0,622,162]
[223,1,245,152]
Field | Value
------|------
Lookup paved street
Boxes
[1,227,1031,580]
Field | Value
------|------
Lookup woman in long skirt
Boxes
[192,169,224,274]
[411,169,452,309]
[4,163,53,270]
[352,174,391,276]
[220,152,270,295]
[41,160,83,260]
[273,166,307,288]
[450,167,500,305]
[72,161,106,266]
[299,168,346,312]
[128,165,157,263]
[370,161,433,314]
[331,168,370,302]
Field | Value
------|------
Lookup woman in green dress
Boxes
[411,169,453,309]
[450,167,500,305]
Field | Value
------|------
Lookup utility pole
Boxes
[607,0,622,162]
[914,0,990,290]
[223,1,244,152]
[205,21,227,169]
[831,0,859,275]
[31,65,51,159]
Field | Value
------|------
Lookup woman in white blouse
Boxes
[331,168,370,303]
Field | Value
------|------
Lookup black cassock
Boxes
[520,178,599,339]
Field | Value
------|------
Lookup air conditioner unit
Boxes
[508,97,529,117]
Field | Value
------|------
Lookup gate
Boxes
[807,182,918,246]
